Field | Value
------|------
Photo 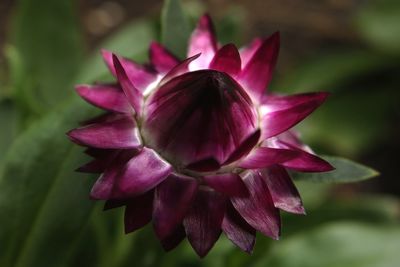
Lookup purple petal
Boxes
[222,203,256,253]
[67,115,141,149]
[231,170,281,240]
[240,37,263,68]
[158,53,200,87]
[144,70,257,166]
[90,150,137,200]
[112,54,143,115]
[203,173,248,197]
[188,14,218,70]
[278,141,334,172]
[224,130,260,165]
[209,44,241,77]
[160,224,186,252]
[239,32,280,101]
[260,92,329,140]
[117,147,172,197]
[260,166,305,214]
[149,42,179,74]
[183,188,226,258]
[102,49,157,92]
[153,173,198,239]
[104,199,127,211]
[124,191,154,233]
[238,147,298,169]
[75,84,131,113]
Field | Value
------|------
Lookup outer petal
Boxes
[209,44,241,77]
[203,173,248,197]
[113,54,143,115]
[238,147,298,169]
[259,92,329,140]
[149,42,179,74]
[102,49,157,92]
[239,32,280,101]
[260,166,305,214]
[278,141,334,172]
[67,115,141,149]
[158,54,200,87]
[231,170,281,240]
[222,203,256,253]
[104,199,127,211]
[240,37,263,68]
[188,14,218,70]
[160,224,186,252]
[183,188,226,258]
[117,147,172,197]
[224,130,260,165]
[76,84,131,113]
[124,191,154,233]
[144,70,257,166]
[153,173,198,239]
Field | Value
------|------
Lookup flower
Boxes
[67,14,334,257]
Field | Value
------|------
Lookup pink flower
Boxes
[68,14,333,257]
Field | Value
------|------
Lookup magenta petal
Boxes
[225,130,260,165]
[102,49,157,92]
[238,147,298,169]
[124,191,154,233]
[160,224,186,251]
[183,189,226,258]
[279,141,334,172]
[117,147,172,197]
[158,53,200,87]
[260,92,329,140]
[209,44,241,77]
[104,199,127,211]
[77,158,112,173]
[203,173,248,197]
[112,54,143,115]
[67,115,141,149]
[144,70,257,166]
[222,203,256,253]
[240,37,263,68]
[153,173,198,239]
[75,84,131,113]
[261,166,305,214]
[188,14,218,70]
[150,42,179,74]
[231,171,281,240]
[239,32,280,101]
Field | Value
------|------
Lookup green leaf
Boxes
[257,222,400,267]
[0,100,19,163]
[355,0,400,54]
[291,156,379,183]
[11,0,83,112]
[161,0,191,58]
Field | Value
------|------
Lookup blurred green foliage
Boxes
[0,0,398,266]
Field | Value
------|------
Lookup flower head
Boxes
[68,14,333,257]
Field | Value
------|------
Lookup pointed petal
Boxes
[158,53,200,87]
[183,188,226,258]
[278,141,334,172]
[238,147,298,169]
[104,199,127,211]
[77,157,112,173]
[239,32,280,101]
[144,70,257,166]
[240,37,263,68]
[124,191,154,233]
[102,49,157,92]
[261,166,305,214]
[112,54,143,115]
[260,92,329,140]
[149,42,179,74]
[75,84,131,113]
[90,150,137,200]
[203,173,248,197]
[231,170,281,240]
[222,203,256,253]
[153,173,198,239]
[67,115,141,149]
[209,44,241,77]
[188,14,218,70]
[117,147,172,197]
[160,224,186,252]
[225,130,260,165]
